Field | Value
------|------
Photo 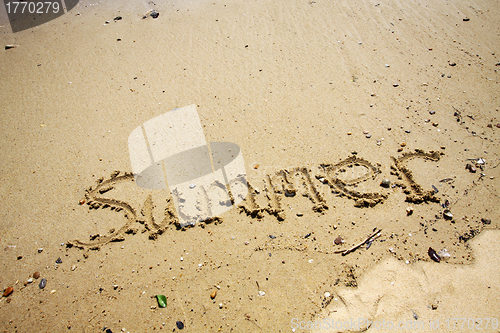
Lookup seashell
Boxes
[380,179,391,187]
[33,271,40,279]
[156,294,167,308]
[3,287,13,297]
[27,278,33,284]
[39,278,47,289]
[284,185,296,197]
[428,247,441,262]
[443,210,453,220]
[437,249,451,260]
[210,290,217,299]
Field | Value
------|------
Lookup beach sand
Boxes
[0,0,499,331]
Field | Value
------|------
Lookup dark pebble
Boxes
[39,278,47,289]
[176,321,184,329]
[449,62,457,66]
[463,17,470,21]
[150,10,159,19]
[429,110,436,115]
[481,218,491,225]
[269,235,276,239]
[405,130,411,133]
[428,247,441,262]
[114,16,122,21]
[56,257,62,264]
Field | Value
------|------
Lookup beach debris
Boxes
[37,248,43,253]
[324,292,331,298]
[258,291,266,296]
[463,17,470,21]
[5,44,18,50]
[429,110,436,115]
[465,163,476,173]
[176,321,184,330]
[3,287,13,297]
[150,10,159,19]
[189,184,196,189]
[366,134,372,138]
[334,236,344,245]
[393,83,399,87]
[156,295,167,308]
[481,218,491,225]
[114,16,122,21]
[406,207,414,216]
[210,290,217,299]
[79,199,85,205]
[56,257,62,264]
[366,240,373,250]
[39,278,47,289]
[27,278,33,284]
[33,272,40,279]
[284,186,296,197]
[477,158,485,165]
[449,62,457,66]
[380,178,391,188]
[334,228,382,256]
[304,232,312,238]
[437,249,451,260]
[443,210,453,220]
[428,247,441,262]
[269,235,276,239]
[431,185,439,193]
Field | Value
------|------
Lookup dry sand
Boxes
[0,0,499,331]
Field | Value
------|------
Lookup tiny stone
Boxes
[366,134,372,138]
[56,257,62,264]
[37,248,43,253]
[33,272,41,279]
[481,218,491,225]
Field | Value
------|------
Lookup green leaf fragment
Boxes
[156,294,167,308]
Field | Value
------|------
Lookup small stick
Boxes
[335,229,382,256]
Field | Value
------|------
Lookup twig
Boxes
[335,229,382,256]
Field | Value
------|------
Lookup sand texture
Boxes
[0,0,499,331]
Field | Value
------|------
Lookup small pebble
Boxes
[37,248,43,253]
[3,287,13,297]
[189,184,196,189]
[334,236,343,245]
[39,278,47,289]
[176,321,184,330]
[33,272,40,279]
[406,207,414,216]
[56,257,62,264]
[27,278,33,284]
[481,218,491,225]
[324,292,331,298]
[365,134,372,138]
[210,290,217,299]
